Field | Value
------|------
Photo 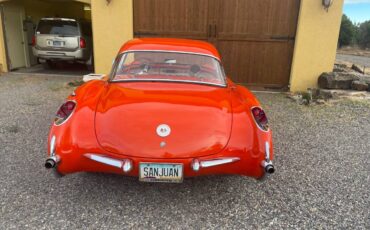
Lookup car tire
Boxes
[86,55,94,72]
[42,60,54,69]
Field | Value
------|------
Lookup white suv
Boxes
[32,18,93,69]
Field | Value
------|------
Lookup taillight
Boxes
[80,37,86,48]
[32,35,36,46]
[54,101,76,125]
[251,107,269,131]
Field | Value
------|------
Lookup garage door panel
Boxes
[215,0,300,38]
[218,40,294,87]
[134,0,210,38]
[134,0,300,88]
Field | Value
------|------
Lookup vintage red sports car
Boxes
[45,38,275,182]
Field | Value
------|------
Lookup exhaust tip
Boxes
[265,164,275,174]
[45,159,56,169]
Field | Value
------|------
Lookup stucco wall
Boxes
[290,0,344,92]
[0,13,7,72]
[90,0,133,74]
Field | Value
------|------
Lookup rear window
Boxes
[37,20,79,36]
[111,51,226,87]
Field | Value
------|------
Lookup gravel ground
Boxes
[336,54,370,68]
[0,74,369,229]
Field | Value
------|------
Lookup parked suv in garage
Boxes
[32,18,93,69]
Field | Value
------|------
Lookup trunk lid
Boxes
[95,82,233,159]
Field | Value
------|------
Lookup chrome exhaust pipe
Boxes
[45,155,60,169]
[261,141,275,174]
[261,160,275,174]
[45,135,60,169]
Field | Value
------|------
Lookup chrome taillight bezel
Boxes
[54,100,77,126]
[251,106,269,132]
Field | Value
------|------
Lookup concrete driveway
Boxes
[0,74,369,229]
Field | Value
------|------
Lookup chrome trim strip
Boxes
[200,157,240,168]
[84,154,124,168]
[50,135,56,155]
[265,141,270,162]
[120,50,220,61]
[111,79,226,87]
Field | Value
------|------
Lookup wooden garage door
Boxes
[134,0,300,89]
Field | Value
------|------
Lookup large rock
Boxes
[318,72,360,89]
[358,75,370,84]
[333,63,348,73]
[334,63,347,69]
[351,64,365,74]
[351,81,369,91]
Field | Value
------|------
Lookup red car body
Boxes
[46,38,275,182]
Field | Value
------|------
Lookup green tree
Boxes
[358,20,370,48]
[338,14,356,47]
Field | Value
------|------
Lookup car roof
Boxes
[118,38,221,60]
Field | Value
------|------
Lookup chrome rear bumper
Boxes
[83,153,240,172]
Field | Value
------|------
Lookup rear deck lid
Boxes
[95,82,233,159]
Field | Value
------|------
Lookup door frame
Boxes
[1,3,29,70]
[0,5,10,71]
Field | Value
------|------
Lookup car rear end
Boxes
[32,18,90,63]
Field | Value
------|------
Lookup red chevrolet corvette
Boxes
[45,38,275,182]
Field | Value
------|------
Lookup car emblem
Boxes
[156,124,171,137]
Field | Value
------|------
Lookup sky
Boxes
[343,0,370,23]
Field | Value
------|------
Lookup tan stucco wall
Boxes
[0,14,7,72]
[290,0,344,92]
[90,0,133,74]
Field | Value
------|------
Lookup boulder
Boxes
[351,81,369,91]
[333,63,348,73]
[351,64,365,74]
[318,72,360,89]
[334,63,347,69]
[358,75,370,84]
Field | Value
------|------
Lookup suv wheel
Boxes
[42,60,55,69]
[86,55,94,72]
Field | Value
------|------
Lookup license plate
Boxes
[47,40,64,47]
[53,41,63,46]
[139,163,183,183]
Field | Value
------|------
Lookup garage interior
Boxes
[134,0,300,90]
[1,0,92,76]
